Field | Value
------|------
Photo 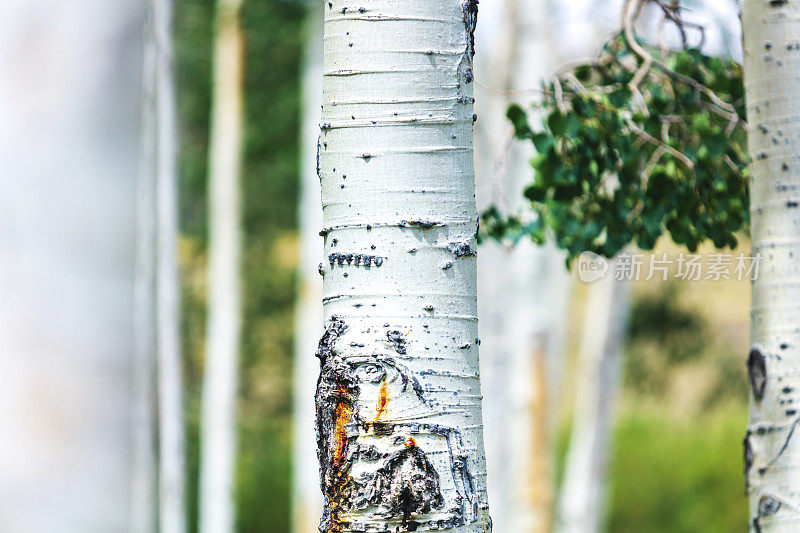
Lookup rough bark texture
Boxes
[0,0,142,529]
[316,1,491,531]
[293,7,326,532]
[556,270,629,533]
[742,1,800,531]
[153,0,186,529]
[199,0,244,532]
[473,1,571,531]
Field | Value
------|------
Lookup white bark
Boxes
[0,0,142,530]
[556,271,629,533]
[316,1,491,531]
[132,2,159,532]
[153,0,186,529]
[292,5,325,532]
[474,1,572,531]
[199,0,244,531]
[742,1,800,531]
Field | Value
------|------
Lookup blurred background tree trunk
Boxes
[199,0,244,532]
[132,2,158,532]
[557,271,630,533]
[474,1,571,531]
[292,4,324,533]
[0,0,142,530]
[153,0,187,529]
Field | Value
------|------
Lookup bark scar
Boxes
[748,347,767,401]
[315,318,358,532]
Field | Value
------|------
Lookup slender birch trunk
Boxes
[0,1,141,530]
[316,1,491,530]
[292,5,325,532]
[556,271,629,533]
[153,0,186,529]
[132,3,159,532]
[199,0,244,532]
[742,1,800,530]
[474,1,571,531]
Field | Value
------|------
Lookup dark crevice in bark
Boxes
[748,347,767,401]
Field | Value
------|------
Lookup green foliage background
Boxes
[173,3,749,531]
[483,38,749,264]
[175,0,306,531]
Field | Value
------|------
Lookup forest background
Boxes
[167,0,749,531]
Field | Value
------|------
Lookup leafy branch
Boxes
[480,0,749,264]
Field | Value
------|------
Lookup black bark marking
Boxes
[349,443,445,525]
[752,495,782,533]
[748,347,767,401]
[462,0,478,58]
[384,445,445,524]
[316,136,322,179]
[769,0,788,6]
[328,252,385,268]
[400,219,442,229]
[446,241,476,257]
[759,495,781,516]
[464,67,473,83]
[387,330,407,355]
[316,318,346,366]
[744,431,753,491]
[759,415,800,475]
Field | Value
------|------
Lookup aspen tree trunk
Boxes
[316,1,491,531]
[153,0,187,529]
[132,2,159,532]
[742,1,800,531]
[474,1,571,531]
[199,0,244,532]
[556,272,629,533]
[0,0,141,530]
[292,5,325,532]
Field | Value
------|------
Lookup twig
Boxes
[622,0,738,120]
[625,115,695,171]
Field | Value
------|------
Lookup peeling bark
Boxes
[315,1,491,531]
[742,0,800,530]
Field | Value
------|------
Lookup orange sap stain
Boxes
[375,376,388,420]
[333,382,350,466]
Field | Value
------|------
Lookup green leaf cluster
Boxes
[483,35,749,264]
